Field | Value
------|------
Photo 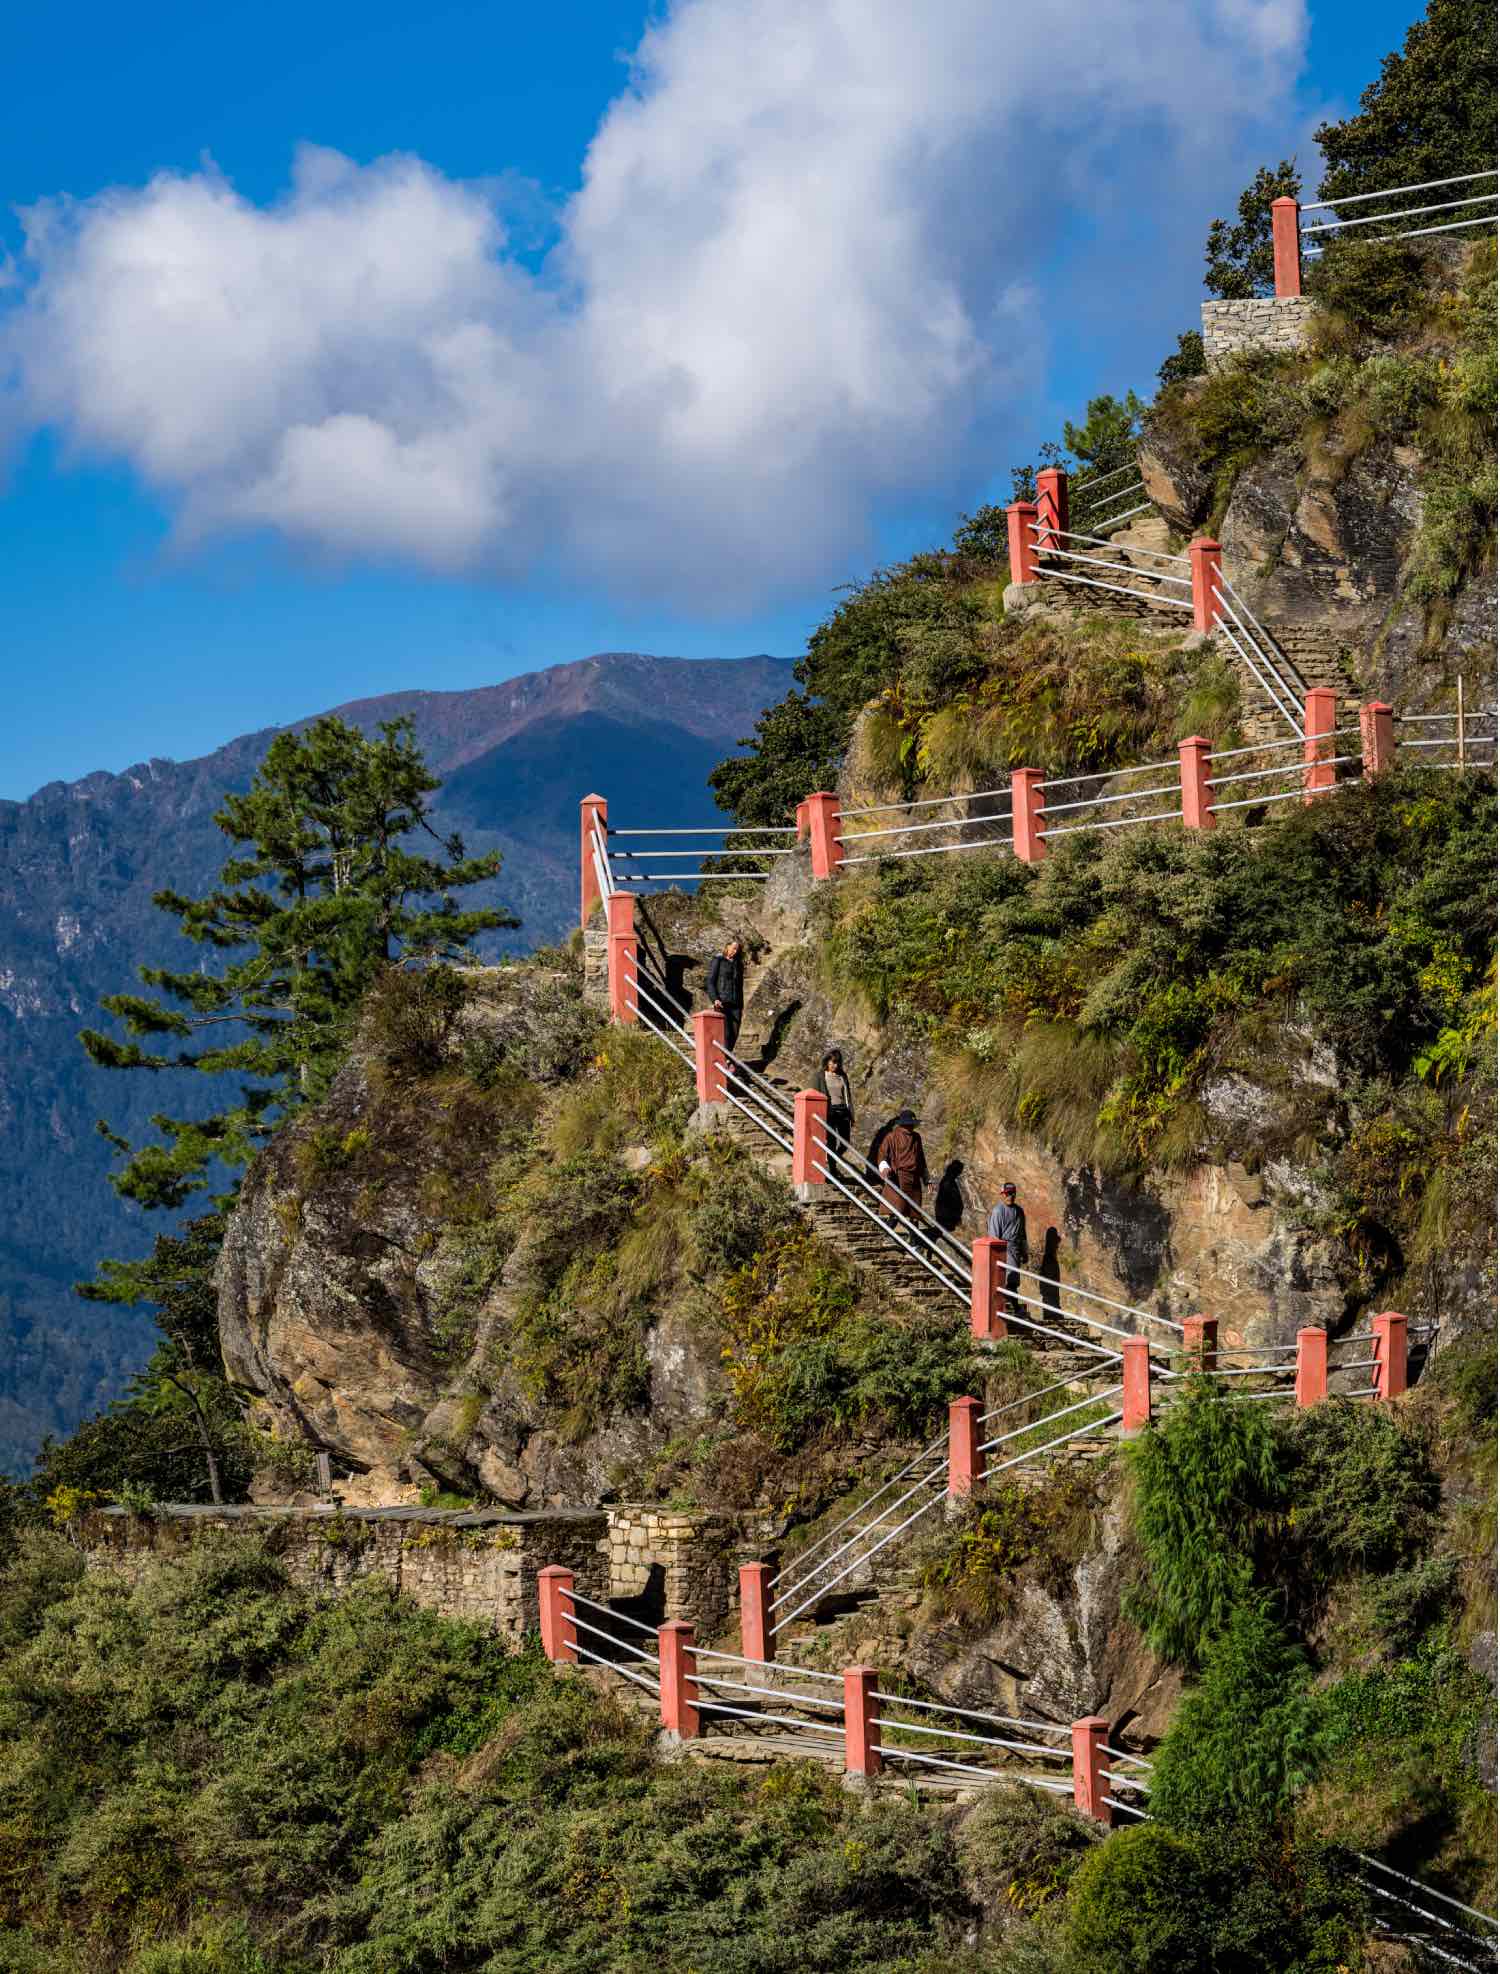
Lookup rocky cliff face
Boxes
[216,963,728,1508]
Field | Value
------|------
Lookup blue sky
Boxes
[0,0,1419,800]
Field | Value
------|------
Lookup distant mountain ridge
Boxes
[0,651,794,1473]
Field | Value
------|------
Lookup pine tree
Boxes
[81,714,515,1210]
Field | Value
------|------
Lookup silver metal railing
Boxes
[1301,169,1498,253]
[769,1400,1125,1634]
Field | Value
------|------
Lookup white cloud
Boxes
[0,0,1308,608]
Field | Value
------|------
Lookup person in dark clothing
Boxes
[814,1048,855,1151]
[986,1182,1029,1317]
[706,940,744,1051]
[934,1159,965,1233]
[879,1109,929,1225]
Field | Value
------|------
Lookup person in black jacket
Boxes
[707,940,744,1050]
[814,1048,854,1150]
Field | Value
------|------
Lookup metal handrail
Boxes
[1042,568,1193,612]
[1301,168,1498,213]
[1302,191,1497,235]
[1215,574,1308,709]
[770,1406,1125,1634]
[1212,592,1304,735]
[837,810,1013,844]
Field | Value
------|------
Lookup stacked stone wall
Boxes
[1201,297,1313,368]
[79,1500,739,1641]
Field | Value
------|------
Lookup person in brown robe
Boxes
[878,1109,929,1224]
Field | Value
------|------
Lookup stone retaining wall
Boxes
[80,1501,739,1641]
[1201,297,1313,368]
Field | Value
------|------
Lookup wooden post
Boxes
[739,1562,775,1665]
[538,1566,576,1664]
[1271,196,1302,300]
[580,794,608,928]
[1072,1715,1111,1823]
[1304,688,1337,802]
[1295,1328,1327,1408]
[947,1397,985,1498]
[1012,768,1046,863]
[658,1621,700,1740]
[1373,1312,1408,1401]
[1188,538,1224,633]
[843,1666,882,1778]
[1458,675,1466,769]
[1179,735,1215,830]
[970,1236,1008,1340]
[315,1450,332,1499]
[1121,1337,1152,1434]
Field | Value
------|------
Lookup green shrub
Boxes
[1278,1399,1439,1584]
[1148,1596,1321,1832]
[1124,1381,1284,1667]
[959,1783,1098,1919]
[1066,1825,1364,1973]
[920,1468,1103,1628]
[1310,237,1431,332]
[1304,1633,1494,1865]
[363,963,468,1077]
[719,1230,974,1452]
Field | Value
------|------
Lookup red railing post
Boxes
[1295,1327,1327,1408]
[947,1396,985,1498]
[806,792,844,879]
[1272,196,1302,300]
[692,1008,728,1104]
[1072,1715,1111,1824]
[795,799,810,840]
[843,1666,882,1778]
[1373,1312,1408,1401]
[1304,687,1337,802]
[1360,701,1395,779]
[1179,735,1215,830]
[1122,1337,1152,1434]
[606,892,638,1024]
[970,1236,1008,1340]
[1189,538,1224,633]
[792,1089,829,1197]
[1011,767,1047,863]
[658,1621,700,1740]
[580,794,608,928]
[538,1566,576,1664]
[1181,1315,1218,1373]
[1036,467,1069,552]
[739,1561,775,1664]
[1006,500,1040,584]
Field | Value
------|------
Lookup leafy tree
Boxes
[1156,331,1206,389]
[1315,0,1497,203]
[951,502,1009,563]
[68,1213,249,1504]
[709,689,848,828]
[82,715,514,1211]
[1063,393,1145,476]
[1204,159,1303,298]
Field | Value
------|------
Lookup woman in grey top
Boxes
[815,1048,854,1149]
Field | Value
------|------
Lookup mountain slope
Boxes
[0,652,794,1473]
